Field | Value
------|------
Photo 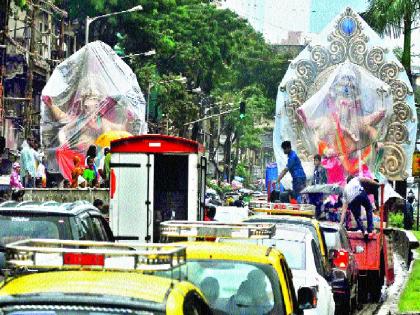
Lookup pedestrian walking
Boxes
[98,147,111,187]
[20,138,36,188]
[403,196,414,230]
[340,175,381,239]
[310,154,328,218]
[93,199,104,212]
[277,141,306,203]
[10,162,23,189]
[71,156,84,188]
[204,204,216,221]
[85,145,99,177]
[35,156,47,188]
[83,157,98,187]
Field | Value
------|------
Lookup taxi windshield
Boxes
[0,215,68,245]
[218,238,306,270]
[246,218,322,252]
[157,260,283,315]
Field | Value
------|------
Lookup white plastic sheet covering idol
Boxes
[274,8,417,188]
[41,41,146,178]
[296,62,393,173]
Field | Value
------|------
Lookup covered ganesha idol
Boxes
[296,62,393,175]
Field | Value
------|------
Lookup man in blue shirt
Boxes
[277,141,306,202]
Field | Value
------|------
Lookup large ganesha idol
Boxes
[296,62,393,178]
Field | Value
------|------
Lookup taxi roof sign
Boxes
[251,203,315,218]
[160,221,276,239]
[5,239,186,272]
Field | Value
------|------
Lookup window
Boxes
[157,260,284,315]
[75,214,94,240]
[183,292,212,315]
[219,238,306,270]
[91,216,109,241]
[339,229,351,250]
[323,229,341,250]
[0,215,68,245]
[280,260,298,310]
[311,240,325,277]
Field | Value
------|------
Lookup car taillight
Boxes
[63,253,105,266]
[333,249,349,269]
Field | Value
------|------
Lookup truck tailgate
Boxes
[348,232,381,270]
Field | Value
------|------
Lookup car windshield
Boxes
[218,238,306,270]
[246,218,321,252]
[0,214,68,245]
[3,307,163,315]
[157,260,283,315]
[322,229,341,250]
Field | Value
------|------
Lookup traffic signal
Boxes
[412,151,420,177]
[239,101,246,119]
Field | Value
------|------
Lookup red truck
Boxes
[347,185,394,303]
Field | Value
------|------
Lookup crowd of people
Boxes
[276,140,414,235]
[9,137,47,189]
[69,146,111,189]
[8,137,111,190]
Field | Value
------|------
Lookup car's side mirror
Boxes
[297,287,317,310]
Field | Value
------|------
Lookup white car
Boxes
[220,224,335,315]
[271,226,335,315]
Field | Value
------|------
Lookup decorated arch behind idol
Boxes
[274,7,417,184]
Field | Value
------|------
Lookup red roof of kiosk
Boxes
[110,134,205,154]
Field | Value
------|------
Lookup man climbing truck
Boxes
[345,183,394,303]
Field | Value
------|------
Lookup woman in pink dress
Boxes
[10,162,23,189]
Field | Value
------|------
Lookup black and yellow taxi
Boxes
[159,221,318,315]
[0,239,211,315]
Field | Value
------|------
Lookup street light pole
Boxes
[85,5,143,45]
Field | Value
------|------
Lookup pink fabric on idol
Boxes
[322,156,346,186]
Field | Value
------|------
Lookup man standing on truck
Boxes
[277,141,306,203]
[340,175,381,239]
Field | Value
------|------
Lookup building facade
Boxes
[0,0,73,150]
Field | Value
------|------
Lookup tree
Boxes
[364,0,420,80]
[56,0,291,182]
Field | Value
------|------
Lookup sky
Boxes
[218,0,419,68]
[310,0,369,32]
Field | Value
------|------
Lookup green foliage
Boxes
[388,211,404,228]
[399,259,420,312]
[393,47,403,62]
[235,162,251,186]
[414,86,420,106]
[58,0,290,182]
[206,179,232,194]
[364,0,420,77]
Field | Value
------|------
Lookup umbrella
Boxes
[95,130,132,148]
